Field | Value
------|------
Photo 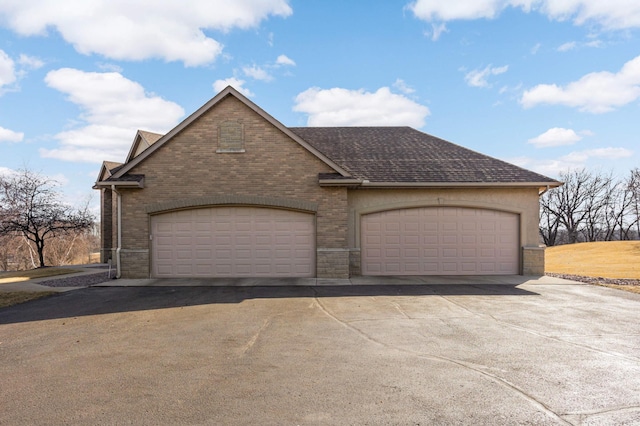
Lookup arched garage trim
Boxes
[149,204,317,278]
[146,195,318,215]
[352,199,526,250]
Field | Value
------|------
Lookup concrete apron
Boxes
[93,275,582,287]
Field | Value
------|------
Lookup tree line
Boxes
[540,168,640,246]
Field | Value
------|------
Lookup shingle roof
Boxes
[104,173,144,183]
[289,127,557,184]
[138,130,163,145]
[104,161,123,172]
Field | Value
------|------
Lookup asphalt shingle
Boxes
[290,126,557,183]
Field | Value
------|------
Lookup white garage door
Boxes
[151,207,315,278]
[361,207,519,276]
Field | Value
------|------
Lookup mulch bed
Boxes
[546,273,640,287]
[38,271,115,288]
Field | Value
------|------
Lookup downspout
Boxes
[111,185,122,279]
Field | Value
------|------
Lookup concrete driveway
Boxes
[1,278,639,425]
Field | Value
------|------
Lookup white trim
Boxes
[359,181,561,189]
[94,180,144,189]
[352,200,528,255]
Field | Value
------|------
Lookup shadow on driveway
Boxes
[0,284,538,325]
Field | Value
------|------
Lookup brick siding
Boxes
[116,95,349,278]
[522,246,545,276]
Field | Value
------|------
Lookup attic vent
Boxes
[217,121,245,153]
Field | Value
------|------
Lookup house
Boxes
[94,86,561,279]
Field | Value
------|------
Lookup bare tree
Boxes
[539,190,562,246]
[539,168,640,246]
[0,168,94,268]
[543,169,598,244]
[580,171,615,242]
[624,168,640,240]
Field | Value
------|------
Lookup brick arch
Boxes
[145,195,318,215]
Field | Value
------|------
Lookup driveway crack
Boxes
[436,294,640,365]
[562,404,640,424]
[240,317,271,356]
[311,290,571,425]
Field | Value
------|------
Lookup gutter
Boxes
[318,178,363,187]
[94,179,144,189]
[329,180,562,189]
[111,185,122,279]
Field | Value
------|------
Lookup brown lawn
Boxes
[0,267,83,285]
[546,241,640,294]
[0,291,57,309]
[545,241,640,279]
[0,268,83,308]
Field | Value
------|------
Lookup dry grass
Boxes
[0,268,83,285]
[0,291,57,308]
[545,241,640,279]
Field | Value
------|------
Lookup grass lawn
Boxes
[0,291,57,309]
[0,267,82,308]
[0,267,83,284]
[546,241,640,294]
[546,241,640,279]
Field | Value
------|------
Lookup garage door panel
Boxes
[362,207,519,276]
[152,207,315,278]
[442,235,457,244]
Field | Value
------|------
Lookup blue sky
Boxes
[1,1,639,214]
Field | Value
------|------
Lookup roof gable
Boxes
[111,86,350,180]
[96,160,123,182]
[125,130,163,163]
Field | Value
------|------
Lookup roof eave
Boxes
[358,181,563,189]
[93,179,145,189]
[318,178,363,187]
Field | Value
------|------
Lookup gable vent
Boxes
[217,121,245,153]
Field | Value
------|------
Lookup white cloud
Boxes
[511,146,633,175]
[393,78,416,94]
[275,54,296,66]
[408,0,640,30]
[0,166,15,177]
[558,41,577,52]
[293,87,430,127]
[558,40,603,51]
[212,77,255,97]
[243,64,273,82]
[521,55,640,113]
[409,0,506,21]
[96,63,123,73]
[531,43,541,54]
[42,68,185,163]
[17,54,44,69]
[0,0,292,66]
[0,49,16,88]
[585,39,603,48]
[566,147,633,162]
[0,125,24,142]
[528,127,583,148]
[464,65,508,88]
[429,22,449,40]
